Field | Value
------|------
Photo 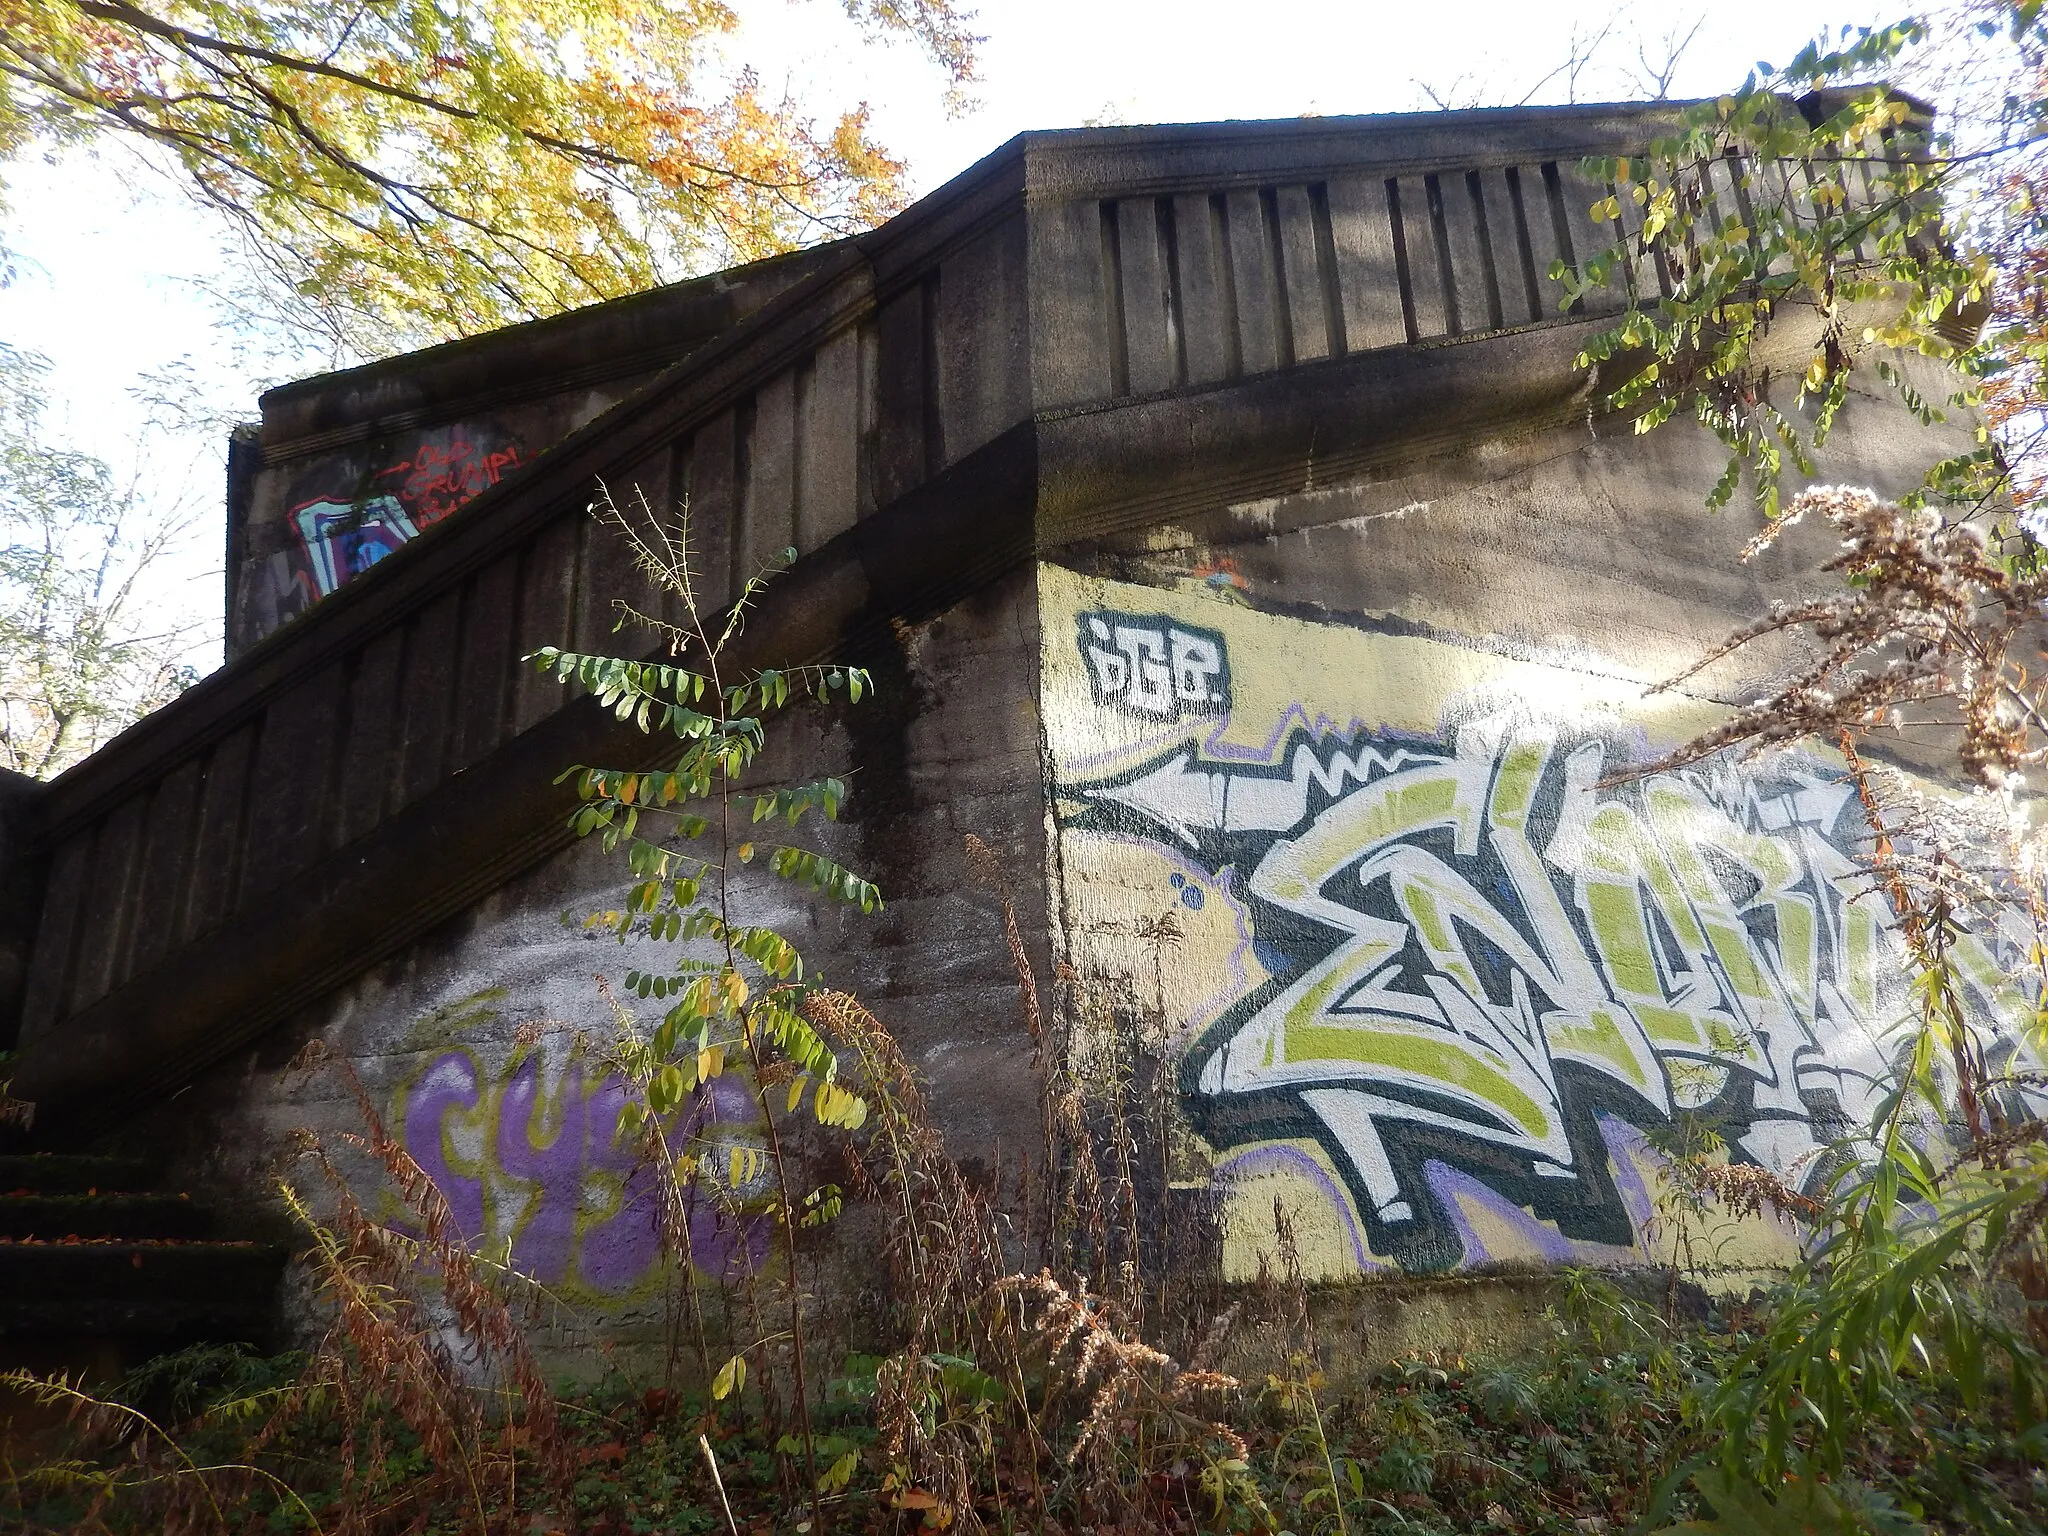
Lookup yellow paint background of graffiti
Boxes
[1040,564,1727,781]
[1039,563,1865,1283]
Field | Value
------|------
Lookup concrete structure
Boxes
[2,99,2028,1345]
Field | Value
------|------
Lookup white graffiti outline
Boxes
[1079,709,2031,1254]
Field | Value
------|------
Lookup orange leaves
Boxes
[0,0,977,350]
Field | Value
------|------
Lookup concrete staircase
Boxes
[0,1153,285,1342]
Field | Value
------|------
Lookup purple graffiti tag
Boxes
[1594,1114,1662,1236]
[580,1072,772,1289]
[404,1053,485,1240]
[398,1049,774,1293]
[578,1073,666,1293]
[582,1073,773,1287]
[1422,1158,1646,1269]
[1424,1160,1579,1266]
[496,1053,589,1286]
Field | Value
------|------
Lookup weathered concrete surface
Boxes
[11,98,1683,1124]
[8,99,2023,1359]
[1038,357,2016,1285]
[113,566,1050,1349]
[226,247,845,656]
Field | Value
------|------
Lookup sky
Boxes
[0,0,1877,671]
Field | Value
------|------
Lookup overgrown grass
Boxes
[8,1281,2048,1536]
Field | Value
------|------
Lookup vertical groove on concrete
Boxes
[1098,202,1131,398]
[1207,193,1244,379]
[1261,186,1297,367]
[1308,182,1347,357]
[1155,197,1188,386]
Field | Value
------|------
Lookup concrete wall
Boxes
[123,562,1050,1346]
[1037,374,2043,1285]
[100,367,2039,1369]
[14,100,1994,1359]
[226,248,840,656]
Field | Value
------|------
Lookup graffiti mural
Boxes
[284,426,528,606]
[290,494,420,597]
[396,1030,767,1298]
[1041,564,2038,1275]
[377,433,527,525]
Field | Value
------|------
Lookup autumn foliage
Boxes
[0,0,979,352]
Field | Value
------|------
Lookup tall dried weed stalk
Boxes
[1638,483,2048,1138]
[806,987,1029,1525]
[1002,1269,1261,1530]
[283,1042,573,1532]
[1637,483,2048,1488]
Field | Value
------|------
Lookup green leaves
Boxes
[750,778,848,828]
[542,506,910,1535]
[1565,61,1998,519]
[754,1001,843,1085]
[1652,1467,1919,1536]
[1690,1122,2048,1501]
[721,665,872,716]
[764,846,883,912]
[799,1183,844,1227]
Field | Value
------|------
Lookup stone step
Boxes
[0,1154,155,1195]
[0,1239,287,1337]
[0,1153,284,1342]
[0,1192,211,1241]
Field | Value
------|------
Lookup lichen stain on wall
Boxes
[389,989,769,1299]
[1040,563,2043,1281]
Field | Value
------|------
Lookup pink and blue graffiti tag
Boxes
[288,429,527,601]
[402,1050,767,1294]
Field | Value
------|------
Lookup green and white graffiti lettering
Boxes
[1077,710,2032,1264]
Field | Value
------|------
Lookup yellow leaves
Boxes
[672,965,747,1023]
[720,968,749,1012]
[818,1449,858,1494]
[812,1080,867,1130]
[697,1043,726,1083]
[0,0,976,350]
[711,1352,746,1401]
[673,1136,768,1193]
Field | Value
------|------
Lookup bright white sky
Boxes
[0,0,1873,670]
